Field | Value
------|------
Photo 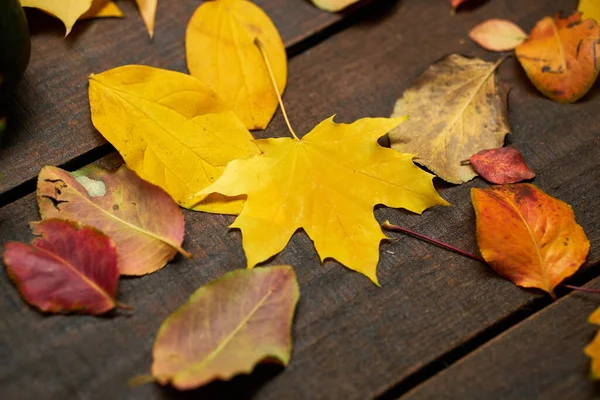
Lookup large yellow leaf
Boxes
[579,0,600,23]
[134,0,158,38]
[21,0,93,35]
[389,54,510,184]
[199,117,449,284]
[88,65,260,214]
[186,0,287,130]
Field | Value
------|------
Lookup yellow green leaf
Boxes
[21,0,93,35]
[151,266,299,390]
[389,54,510,184]
[199,117,449,284]
[81,0,124,19]
[134,0,158,38]
[88,65,260,214]
[579,0,600,23]
[186,0,287,130]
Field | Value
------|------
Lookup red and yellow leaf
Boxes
[472,184,590,295]
[37,165,190,276]
[469,147,535,184]
[152,266,299,390]
[3,219,119,315]
[516,12,600,103]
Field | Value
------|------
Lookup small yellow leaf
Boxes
[200,117,449,283]
[21,0,93,35]
[81,0,124,19]
[186,0,287,130]
[88,65,260,214]
[579,0,600,23]
[311,0,360,12]
[134,0,158,38]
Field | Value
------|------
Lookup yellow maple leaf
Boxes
[21,0,93,35]
[186,0,287,130]
[88,65,260,214]
[199,117,449,283]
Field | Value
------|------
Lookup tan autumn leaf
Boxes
[21,0,93,35]
[186,0,287,130]
[199,117,449,284]
[389,54,510,184]
[472,184,590,296]
[586,307,600,379]
[469,19,527,51]
[88,65,260,214]
[516,12,600,103]
[134,0,158,38]
[81,0,123,19]
[151,266,299,389]
[311,0,360,12]
[580,0,600,23]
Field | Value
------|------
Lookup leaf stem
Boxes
[563,285,600,294]
[382,220,485,263]
[254,38,299,140]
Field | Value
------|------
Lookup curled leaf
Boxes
[389,54,510,184]
[199,117,449,284]
[472,184,590,295]
[516,12,600,103]
[3,219,119,315]
[469,19,526,51]
[20,0,93,35]
[88,65,260,214]
[37,165,190,276]
[311,0,360,12]
[469,147,535,184]
[152,266,299,390]
[186,0,287,130]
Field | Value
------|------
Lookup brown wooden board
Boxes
[0,0,350,196]
[1,0,599,399]
[402,278,600,400]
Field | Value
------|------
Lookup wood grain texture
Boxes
[0,0,599,399]
[0,0,346,195]
[402,278,600,400]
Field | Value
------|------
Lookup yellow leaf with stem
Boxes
[198,40,448,284]
[186,0,287,130]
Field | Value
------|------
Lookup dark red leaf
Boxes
[3,219,120,315]
[470,147,535,184]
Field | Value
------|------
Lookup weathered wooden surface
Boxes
[402,278,600,400]
[0,0,599,399]
[0,0,348,196]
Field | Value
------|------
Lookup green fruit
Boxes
[0,0,31,101]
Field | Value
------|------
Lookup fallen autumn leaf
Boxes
[469,19,527,51]
[469,147,535,184]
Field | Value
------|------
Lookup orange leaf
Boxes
[472,184,590,295]
[469,19,526,52]
[586,307,600,379]
[516,12,600,103]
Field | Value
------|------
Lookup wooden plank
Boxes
[0,0,599,399]
[0,0,347,196]
[402,278,600,400]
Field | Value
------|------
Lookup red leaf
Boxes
[451,0,471,10]
[3,219,120,315]
[470,147,535,184]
